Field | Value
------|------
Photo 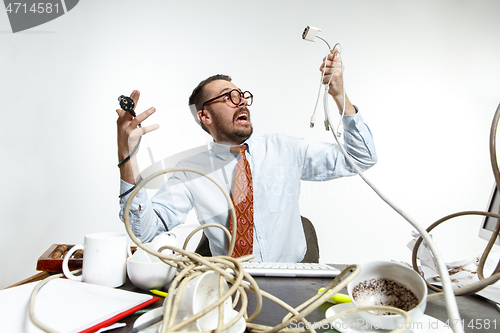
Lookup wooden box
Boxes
[36,244,82,272]
[36,244,137,272]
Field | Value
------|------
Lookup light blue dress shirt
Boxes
[119,112,377,262]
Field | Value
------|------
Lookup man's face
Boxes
[201,80,253,145]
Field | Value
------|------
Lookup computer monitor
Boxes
[479,185,500,245]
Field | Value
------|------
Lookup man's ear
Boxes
[197,109,212,125]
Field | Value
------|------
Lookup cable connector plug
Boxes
[302,26,321,42]
[310,115,315,128]
[324,119,330,131]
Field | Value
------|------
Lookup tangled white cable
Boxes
[122,168,412,333]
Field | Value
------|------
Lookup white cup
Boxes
[62,232,127,287]
[166,271,233,331]
[127,259,176,291]
[126,232,178,290]
[347,261,427,330]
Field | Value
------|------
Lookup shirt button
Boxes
[136,218,140,222]
[259,236,263,239]
[136,193,140,198]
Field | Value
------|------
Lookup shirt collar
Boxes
[211,137,253,161]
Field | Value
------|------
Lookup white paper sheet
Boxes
[0,278,153,333]
[407,232,500,303]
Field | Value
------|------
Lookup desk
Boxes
[115,277,499,333]
[11,274,500,332]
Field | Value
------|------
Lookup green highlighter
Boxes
[318,288,351,304]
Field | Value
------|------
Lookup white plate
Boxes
[324,303,452,333]
[133,307,164,333]
[147,309,246,333]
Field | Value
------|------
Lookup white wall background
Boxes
[1,0,499,289]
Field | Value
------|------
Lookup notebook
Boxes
[0,278,159,333]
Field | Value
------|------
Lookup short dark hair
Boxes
[189,74,232,112]
[189,74,232,134]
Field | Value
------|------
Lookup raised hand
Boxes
[116,90,159,184]
[319,49,356,115]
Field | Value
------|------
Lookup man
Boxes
[117,52,377,262]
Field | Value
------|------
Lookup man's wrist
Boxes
[119,154,140,185]
[331,94,356,115]
[118,153,132,167]
[118,145,133,163]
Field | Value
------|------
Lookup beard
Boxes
[211,107,253,144]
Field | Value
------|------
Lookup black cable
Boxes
[154,208,169,231]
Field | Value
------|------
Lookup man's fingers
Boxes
[319,48,344,87]
[319,54,340,72]
[319,56,327,71]
[133,107,156,125]
[139,124,160,136]
[130,90,140,110]
[320,60,343,78]
[126,124,159,146]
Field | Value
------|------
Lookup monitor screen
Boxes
[479,185,500,245]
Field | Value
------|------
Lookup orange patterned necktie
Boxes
[229,144,254,257]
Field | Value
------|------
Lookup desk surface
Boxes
[111,276,499,333]
[13,273,500,333]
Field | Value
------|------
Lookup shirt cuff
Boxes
[119,179,147,203]
[119,179,148,235]
[342,107,366,132]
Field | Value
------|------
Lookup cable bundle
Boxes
[28,166,415,333]
[121,168,413,333]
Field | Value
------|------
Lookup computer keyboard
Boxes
[239,262,341,277]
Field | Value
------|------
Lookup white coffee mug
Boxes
[347,261,427,330]
[62,232,128,287]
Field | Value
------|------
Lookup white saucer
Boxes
[139,309,246,333]
[133,307,163,333]
[324,303,452,333]
[226,312,247,333]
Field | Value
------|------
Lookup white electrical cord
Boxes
[317,38,465,333]
[325,44,346,137]
[325,104,464,333]
[311,42,345,137]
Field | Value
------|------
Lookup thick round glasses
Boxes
[202,89,253,109]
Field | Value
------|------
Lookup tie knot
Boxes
[230,144,247,155]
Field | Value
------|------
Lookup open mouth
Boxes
[235,112,250,124]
